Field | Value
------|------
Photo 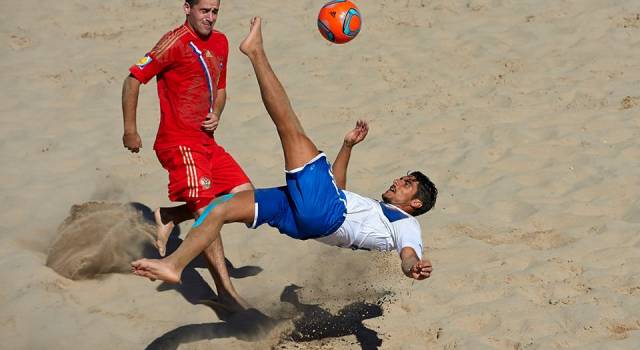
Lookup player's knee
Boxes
[210,202,230,220]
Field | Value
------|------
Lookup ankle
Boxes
[158,208,174,226]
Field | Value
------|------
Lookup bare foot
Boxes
[131,258,181,284]
[239,16,263,56]
[154,208,173,257]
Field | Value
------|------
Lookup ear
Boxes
[183,2,191,15]
[410,199,423,211]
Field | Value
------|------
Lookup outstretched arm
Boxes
[122,74,142,153]
[400,247,432,280]
[332,120,369,190]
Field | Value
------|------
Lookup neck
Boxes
[185,20,211,40]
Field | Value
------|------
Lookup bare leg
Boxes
[154,204,193,257]
[155,184,254,257]
[200,183,254,310]
[240,17,319,171]
[132,191,256,283]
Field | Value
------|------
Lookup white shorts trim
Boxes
[284,152,326,174]
[248,202,259,229]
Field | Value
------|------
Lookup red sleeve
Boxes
[217,34,229,90]
[129,31,179,84]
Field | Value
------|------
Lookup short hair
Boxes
[185,0,199,6]
[409,171,437,216]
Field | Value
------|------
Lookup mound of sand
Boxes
[46,201,155,280]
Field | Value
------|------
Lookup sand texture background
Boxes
[1,0,640,348]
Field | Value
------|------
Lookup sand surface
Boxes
[1,0,640,348]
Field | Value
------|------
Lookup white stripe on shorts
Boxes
[179,146,198,198]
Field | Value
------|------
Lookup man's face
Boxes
[382,175,420,209]
[184,0,220,38]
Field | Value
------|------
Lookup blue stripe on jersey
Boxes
[379,202,410,223]
[188,41,214,113]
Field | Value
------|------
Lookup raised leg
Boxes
[240,17,319,171]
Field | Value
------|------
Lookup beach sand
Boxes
[1,0,640,348]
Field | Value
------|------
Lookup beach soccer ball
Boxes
[317,0,362,44]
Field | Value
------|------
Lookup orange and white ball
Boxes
[317,0,362,44]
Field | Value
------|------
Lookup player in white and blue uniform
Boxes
[315,191,424,258]
[132,17,437,287]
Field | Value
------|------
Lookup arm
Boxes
[202,88,227,133]
[122,74,143,153]
[332,120,369,190]
[400,247,433,280]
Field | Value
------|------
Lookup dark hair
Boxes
[185,0,198,6]
[409,171,437,216]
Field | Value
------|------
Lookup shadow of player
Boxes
[280,284,384,350]
[145,307,277,350]
[145,284,386,350]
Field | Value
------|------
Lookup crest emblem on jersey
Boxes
[136,54,152,69]
[199,176,211,190]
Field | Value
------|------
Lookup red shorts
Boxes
[156,144,251,212]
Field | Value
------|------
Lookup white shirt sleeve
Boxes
[394,219,424,259]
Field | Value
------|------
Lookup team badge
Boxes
[136,54,152,69]
[200,176,211,190]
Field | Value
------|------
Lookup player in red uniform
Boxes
[121,0,251,310]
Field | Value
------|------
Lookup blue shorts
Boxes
[250,153,347,240]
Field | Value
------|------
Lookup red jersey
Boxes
[129,22,228,150]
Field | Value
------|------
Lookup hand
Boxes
[344,120,369,147]
[202,112,220,133]
[408,259,432,280]
[123,132,142,153]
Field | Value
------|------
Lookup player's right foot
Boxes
[239,17,263,56]
[131,258,181,284]
[154,208,174,257]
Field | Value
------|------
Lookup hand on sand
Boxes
[154,208,173,257]
[131,258,181,284]
[239,17,263,56]
[409,259,433,280]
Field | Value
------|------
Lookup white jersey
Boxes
[315,191,424,258]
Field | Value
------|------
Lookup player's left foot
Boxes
[239,17,263,57]
[154,208,174,257]
[131,258,181,284]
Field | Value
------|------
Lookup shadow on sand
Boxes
[146,284,387,350]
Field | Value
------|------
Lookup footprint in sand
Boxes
[606,319,640,340]
[9,34,32,50]
[620,96,640,110]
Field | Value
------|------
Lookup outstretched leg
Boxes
[132,191,256,284]
[240,17,319,170]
